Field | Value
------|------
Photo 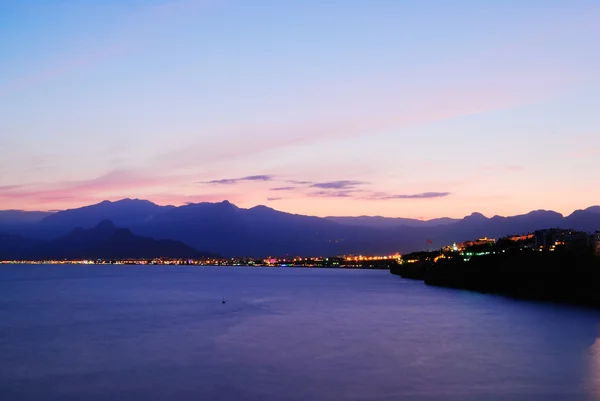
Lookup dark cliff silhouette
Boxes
[391,249,600,307]
[0,220,216,260]
[2,199,600,257]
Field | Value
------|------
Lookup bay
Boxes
[1,265,599,401]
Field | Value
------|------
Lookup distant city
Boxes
[4,228,598,269]
[0,255,400,269]
[402,228,600,264]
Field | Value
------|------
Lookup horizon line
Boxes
[2,197,598,221]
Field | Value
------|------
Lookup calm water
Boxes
[1,265,600,401]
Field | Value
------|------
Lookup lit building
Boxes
[507,234,534,242]
[442,243,461,252]
[535,229,565,249]
[459,237,496,249]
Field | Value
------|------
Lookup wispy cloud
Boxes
[311,180,367,190]
[287,180,314,185]
[267,197,284,201]
[309,190,358,198]
[202,175,274,185]
[0,169,199,210]
[306,189,450,200]
[270,186,297,191]
[365,192,451,200]
[155,50,586,173]
[0,185,22,192]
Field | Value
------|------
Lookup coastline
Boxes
[391,250,600,308]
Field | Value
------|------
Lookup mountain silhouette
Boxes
[0,210,54,223]
[35,198,174,238]
[2,199,600,257]
[136,201,352,256]
[0,219,216,260]
[325,215,458,228]
[0,210,54,236]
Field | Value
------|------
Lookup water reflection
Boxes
[584,334,600,398]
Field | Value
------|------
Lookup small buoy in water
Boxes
[222,297,226,304]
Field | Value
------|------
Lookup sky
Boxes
[1,0,599,219]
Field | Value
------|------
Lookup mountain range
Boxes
[0,219,215,260]
[1,198,600,258]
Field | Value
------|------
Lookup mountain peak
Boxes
[92,198,159,208]
[465,212,487,220]
[95,219,117,231]
[114,198,157,206]
[250,205,274,212]
[220,200,239,209]
[526,209,560,215]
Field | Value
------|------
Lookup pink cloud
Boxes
[0,166,258,211]
[155,77,576,173]
[0,169,192,210]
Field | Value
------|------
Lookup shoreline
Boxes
[390,250,600,309]
[0,262,392,270]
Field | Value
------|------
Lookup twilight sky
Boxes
[1,0,599,219]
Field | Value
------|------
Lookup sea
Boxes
[1,264,599,401]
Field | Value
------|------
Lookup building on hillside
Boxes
[534,228,589,251]
[459,237,496,249]
[507,233,534,242]
[535,229,563,249]
[442,243,460,252]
